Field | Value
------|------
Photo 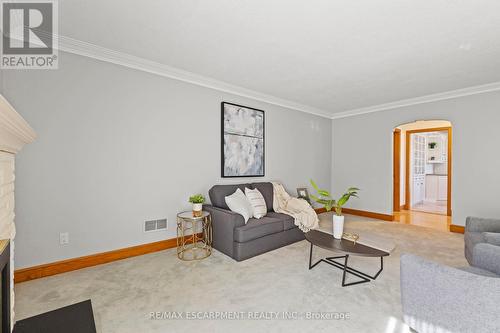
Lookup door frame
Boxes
[402,126,452,216]
[393,129,401,212]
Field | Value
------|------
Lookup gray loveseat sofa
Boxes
[204,182,305,261]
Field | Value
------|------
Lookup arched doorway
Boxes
[393,120,452,230]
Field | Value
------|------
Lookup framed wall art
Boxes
[221,102,265,177]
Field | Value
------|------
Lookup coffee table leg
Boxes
[308,242,322,270]
[341,255,349,286]
[338,255,371,287]
[319,255,377,287]
[371,256,384,280]
[308,242,313,269]
[307,244,384,287]
[339,256,384,281]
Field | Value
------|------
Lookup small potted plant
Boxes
[309,180,359,239]
[189,194,205,217]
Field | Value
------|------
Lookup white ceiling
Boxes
[59,0,500,117]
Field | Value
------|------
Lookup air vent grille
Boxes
[156,219,167,230]
[144,218,168,232]
[144,220,156,232]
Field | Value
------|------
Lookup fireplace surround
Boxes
[0,241,10,333]
[0,94,36,331]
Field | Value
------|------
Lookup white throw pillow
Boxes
[225,188,253,223]
[245,187,267,219]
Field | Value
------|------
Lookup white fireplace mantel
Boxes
[0,95,36,154]
[0,93,36,331]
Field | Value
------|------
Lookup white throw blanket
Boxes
[272,182,319,232]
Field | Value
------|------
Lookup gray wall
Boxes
[3,52,331,268]
[332,91,500,226]
[0,69,4,94]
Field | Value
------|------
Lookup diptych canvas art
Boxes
[221,102,265,177]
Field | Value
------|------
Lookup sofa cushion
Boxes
[458,266,499,278]
[465,232,485,264]
[225,188,253,223]
[266,212,296,230]
[472,243,500,276]
[483,232,500,247]
[209,184,251,210]
[234,216,284,243]
[251,182,273,212]
[244,187,267,218]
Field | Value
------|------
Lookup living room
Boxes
[0,1,499,333]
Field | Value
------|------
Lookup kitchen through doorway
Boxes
[393,120,452,230]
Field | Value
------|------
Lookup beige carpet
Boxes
[15,213,466,333]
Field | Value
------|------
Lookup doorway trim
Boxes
[402,126,452,216]
[393,129,401,212]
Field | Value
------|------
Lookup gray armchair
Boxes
[400,244,500,333]
[465,216,500,264]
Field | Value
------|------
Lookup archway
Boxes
[393,120,452,228]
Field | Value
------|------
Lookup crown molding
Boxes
[0,94,37,154]
[331,81,500,119]
[55,35,332,119]
[46,34,500,121]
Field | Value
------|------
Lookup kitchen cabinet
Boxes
[413,175,425,205]
[411,134,426,205]
[425,175,438,201]
[425,175,448,202]
[427,134,447,164]
[438,176,448,201]
[413,134,426,175]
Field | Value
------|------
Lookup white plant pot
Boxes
[333,215,345,239]
[193,204,203,216]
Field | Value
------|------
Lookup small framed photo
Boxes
[297,187,311,204]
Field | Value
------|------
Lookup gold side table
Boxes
[176,211,212,261]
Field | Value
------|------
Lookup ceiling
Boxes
[59,0,500,117]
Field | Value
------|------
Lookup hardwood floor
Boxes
[394,209,451,232]
[411,200,447,215]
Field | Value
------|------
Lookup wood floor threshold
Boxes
[408,209,449,217]
[314,207,394,221]
[14,234,200,284]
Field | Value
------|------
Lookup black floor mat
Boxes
[13,300,97,333]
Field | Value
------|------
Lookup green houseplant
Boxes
[309,180,359,239]
[189,194,205,217]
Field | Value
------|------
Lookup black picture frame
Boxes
[297,187,311,201]
[221,102,265,178]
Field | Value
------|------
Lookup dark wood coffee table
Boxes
[305,229,390,287]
